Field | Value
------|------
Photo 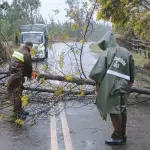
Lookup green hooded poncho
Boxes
[89,31,135,120]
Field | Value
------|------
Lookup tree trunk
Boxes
[23,86,150,95]
[37,74,150,95]
[38,74,95,85]
[1,72,150,95]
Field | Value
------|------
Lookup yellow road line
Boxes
[50,115,58,150]
[60,110,74,150]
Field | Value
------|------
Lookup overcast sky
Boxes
[6,0,70,22]
[6,0,111,26]
[40,0,68,22]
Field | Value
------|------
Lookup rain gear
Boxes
[89,31,135,120]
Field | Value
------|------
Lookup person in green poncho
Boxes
[89,30,135,145]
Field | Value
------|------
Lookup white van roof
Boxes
[21,31,43,34]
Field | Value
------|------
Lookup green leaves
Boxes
[54,87,64,96]
[0,0,43,40]
[96,0,150,40]
[21,95,30,107]
[62,34,69,40]
[59,54,64,69]
[71,23,80,31]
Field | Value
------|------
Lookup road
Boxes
[0,43,150,150]
[1,100,150,150]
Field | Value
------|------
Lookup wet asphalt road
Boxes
[1,101,150,150]
[0,43,150,150]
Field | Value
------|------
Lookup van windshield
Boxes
[21,33,43,44]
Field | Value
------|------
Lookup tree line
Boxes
[0,0,108,42]
[1,0,149,42]
[0,0,44,41]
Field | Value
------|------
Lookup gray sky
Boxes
[40,0,105,23]
[40,0,68,22]
[7,0,69,22]
[7,0,111,25]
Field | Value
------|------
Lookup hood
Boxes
[97,30,116,50]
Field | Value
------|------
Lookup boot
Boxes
[17,112,27,120]
[123,135,127,142]
[105,138,124,146]
[22,110,29,116]
[121,109,127,143]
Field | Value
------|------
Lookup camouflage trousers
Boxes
[7,74,24,114]
[110,109,127,139]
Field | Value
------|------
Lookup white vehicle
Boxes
[20,24,48,60]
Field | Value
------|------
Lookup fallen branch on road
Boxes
[131,87,150,95]
[23,87,94,95]
[23,86,150,95]
[38,74,150,95]
[38,74,95,85]
[1,72,150,95]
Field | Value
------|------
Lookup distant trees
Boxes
[0,0,43,40]
[0,0,111,42]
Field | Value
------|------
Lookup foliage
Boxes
[0,113,4,121]
[41,78,46,86]
[65,0,87,39]
[15,118,25,125]
[31,49,36,57]
[0,0,43,40]
[96,0,150,40]
[55,87,64,96]
[65,75,73,81]
[0,0,149,129]
[21,95,30,107]
[0,0,105,42]
[59,54,64,69]
[64,0,105,41]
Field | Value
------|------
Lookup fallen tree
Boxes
[37,74,150,95]
[38,74,95,85]
[23,87,94,95]
[0,72,150,95]
[131,87,150,95]
[23,86,150,95]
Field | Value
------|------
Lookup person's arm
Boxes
[129,55,135,86]
[89,54,107,84]
[24,53,32,78]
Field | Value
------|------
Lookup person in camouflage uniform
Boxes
[7,42,33,119]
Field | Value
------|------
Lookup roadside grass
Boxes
[132,52,149,67]
[89,43,150,67]
[89,43,103,53]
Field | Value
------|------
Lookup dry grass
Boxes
[132,52,149,67]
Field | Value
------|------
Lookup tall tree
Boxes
[0,1,10,38]
[96,0,150,40]
[20,0,41,23]
[65,0,88,39]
